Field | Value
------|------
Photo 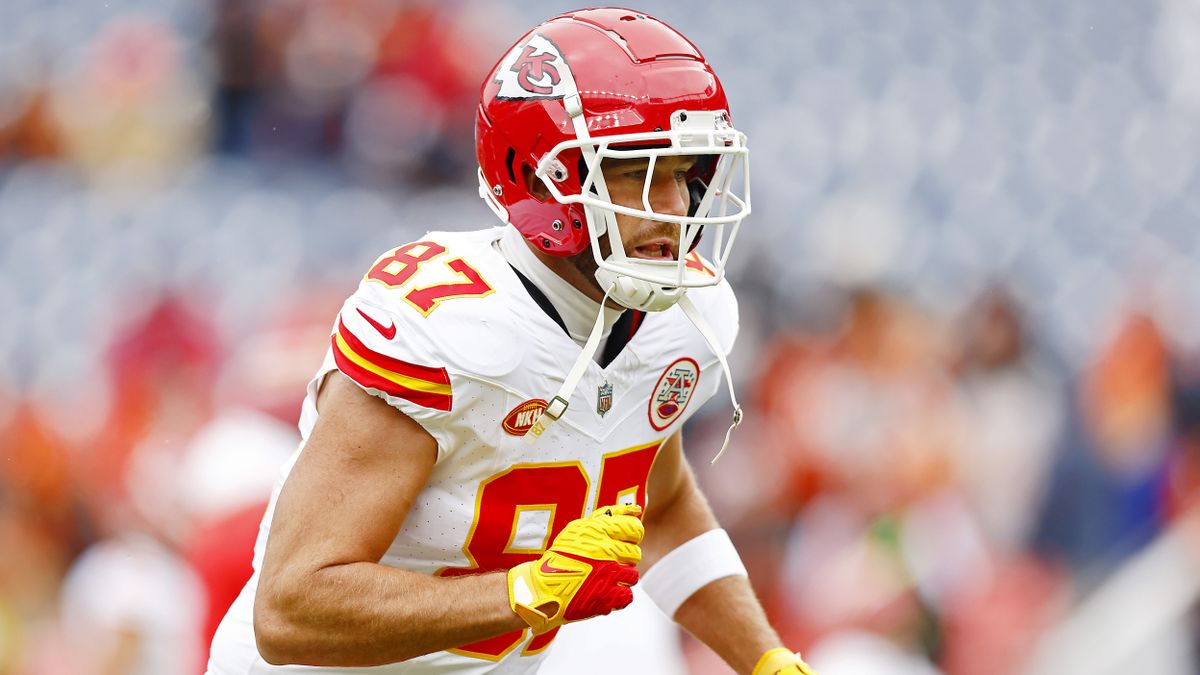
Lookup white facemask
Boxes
[539,96,751,313]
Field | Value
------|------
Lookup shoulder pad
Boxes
[682,277,739,359]
[350,229,525,381]
[333,296,454,412]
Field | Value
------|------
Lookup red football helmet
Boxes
[476,8,751,311]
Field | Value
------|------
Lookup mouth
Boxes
[629,238,678,261]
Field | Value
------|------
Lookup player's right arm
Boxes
[252,372,527,666]
[254,371,642,665]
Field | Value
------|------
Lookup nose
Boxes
[648,173,689,218]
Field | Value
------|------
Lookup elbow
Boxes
[253,586,310,666]
[253,604,293,665]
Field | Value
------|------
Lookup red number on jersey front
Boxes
[436,463,590,661]
[436,442,663,660]
[365,241,493,315]
[594,441,661,511]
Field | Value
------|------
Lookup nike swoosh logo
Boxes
[356,307,396,340]
[539,559,574,575]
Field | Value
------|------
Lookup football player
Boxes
[207,8,816,675]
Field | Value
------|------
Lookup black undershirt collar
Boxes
[509,265,644,368]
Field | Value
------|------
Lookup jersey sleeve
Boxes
[316,284,461,455]
[332,295,453,412]
[298,230,517,459]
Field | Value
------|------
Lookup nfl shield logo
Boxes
[597,382,613,417]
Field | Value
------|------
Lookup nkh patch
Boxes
[493,33,577,100]
[649,358,700,431]
[502,399,548,436]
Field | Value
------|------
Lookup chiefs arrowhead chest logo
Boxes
[493,34,574,100]
[649,358,700,431]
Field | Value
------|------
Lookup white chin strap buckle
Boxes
[596,269,685,313]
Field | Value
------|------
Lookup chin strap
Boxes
[526,284,616,443]
[677,294,743,464]
[526,286,743,464]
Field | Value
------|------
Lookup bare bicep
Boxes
[260,373,439,577]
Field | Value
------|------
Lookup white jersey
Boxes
[208,227,738,674]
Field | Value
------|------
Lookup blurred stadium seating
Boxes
[2,0,1199,673]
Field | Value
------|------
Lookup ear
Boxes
[522,164,553,201]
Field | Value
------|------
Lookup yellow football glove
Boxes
[507,504,644,635]
[752,647,818,675]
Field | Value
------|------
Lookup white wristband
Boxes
[640,528,748,619]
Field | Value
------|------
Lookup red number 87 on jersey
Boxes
[366,241,494,316]
[436,441,662,661]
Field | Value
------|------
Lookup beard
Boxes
[563,233,616,303]
[563,224,681,308]
[566,233,606,279]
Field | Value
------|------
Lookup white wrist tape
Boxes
[641,528,748,618]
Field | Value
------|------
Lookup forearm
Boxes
[675,575,784,675]
[642,459,784,674]
[255,565,525,666]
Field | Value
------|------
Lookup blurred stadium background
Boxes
[2,0,1200,673]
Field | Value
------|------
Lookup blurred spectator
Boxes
[85,295,221,509]
[1166,362,1200,519]
[950,286,1063,552]
[58,484,205,675]
[0,398,79,673]
[751,288,962,516]
[49,16,209,185]
[210,0,265,155]
[0,88,64,160]
[180,409,295,668]
[210,0,514,183]
[724,289,963,671]
[937,555,1068,675]
[1035,312,1175,581]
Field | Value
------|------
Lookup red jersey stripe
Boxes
[332,336,453,411]
[336,318,450,386]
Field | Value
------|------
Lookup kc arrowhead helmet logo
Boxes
[493,34,577,101]
[512,45,561,95]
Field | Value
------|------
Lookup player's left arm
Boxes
[641,431,815,675]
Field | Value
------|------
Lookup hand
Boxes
[507,504,644,634]
[752,648,818,675]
